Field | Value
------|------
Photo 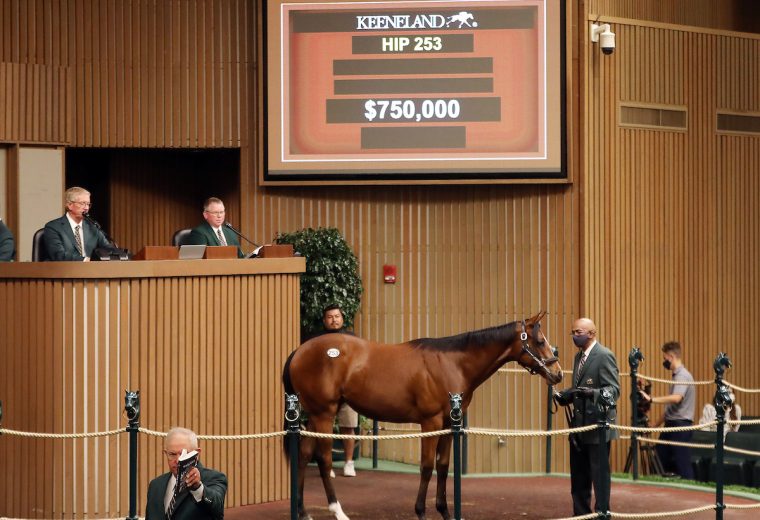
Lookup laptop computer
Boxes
[178,244,206,260]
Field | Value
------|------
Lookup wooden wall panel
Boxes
[584,16,760,472]
[587,0,760,33]
[0,62,71,143]
[0,0,251,147]
[0,261,302,516]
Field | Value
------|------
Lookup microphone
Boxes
[82,212,129,260]
[224,222,261,257]
[83,211,116,247]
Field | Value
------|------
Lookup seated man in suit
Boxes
[187,197,244,258]
[146,427,227,520]
[0,217,15,261]
[42,187,112,261]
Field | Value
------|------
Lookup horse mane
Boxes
[409,321,519,352]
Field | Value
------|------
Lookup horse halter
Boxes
[518,320,559,377]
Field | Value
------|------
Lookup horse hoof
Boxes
[328,501,350,520]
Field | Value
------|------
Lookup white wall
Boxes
[18,147,64,261]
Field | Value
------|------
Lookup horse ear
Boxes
[528,310,547,325]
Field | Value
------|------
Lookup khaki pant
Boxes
[337,403,358,428]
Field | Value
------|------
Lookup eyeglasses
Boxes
[163,450,182,460]
[71,201,92,208]
[204,210,225,216]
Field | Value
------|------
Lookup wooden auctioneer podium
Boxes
[0,251,304,517]
[132,244,294,260]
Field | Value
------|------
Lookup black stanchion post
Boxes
[596,389,615,519]
[712,353,732,520]
[124,390,140,520]
[462,412,468,475]
[546,346,558,474]
[285,394,301,520]
[372,419,378,469]
[628,346,644,480]
[449,393,464,520]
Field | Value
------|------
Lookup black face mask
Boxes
[662,359,672,371]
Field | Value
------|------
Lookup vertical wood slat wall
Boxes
[583,13,760,472]
[0,0,250,147]
[0,265,300,517]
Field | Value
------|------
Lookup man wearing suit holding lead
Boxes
[187,197,244,258]
[554,317,620,516]
[42,186,112,261]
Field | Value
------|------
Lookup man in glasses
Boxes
[41,186,112,261]
[187,197,244,258]
[146,427,227,520]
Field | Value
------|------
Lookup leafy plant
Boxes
[275,227,363,340]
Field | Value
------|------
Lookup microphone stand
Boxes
[83,212,129,260]
[223,222,261,258]
[83,212,118,247]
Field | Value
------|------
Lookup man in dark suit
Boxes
[41,187,112,261]
[555,317,620,516]
[146,427,227,520]
[0,218,15,261]
[186,197,244,258]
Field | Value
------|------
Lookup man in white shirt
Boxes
[145,427,227,520]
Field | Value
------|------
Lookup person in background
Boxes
[699,391,741,438]
[187,197,244,258]
[554,317,620,516]
[311,304,360,477]
[639,341,696,479]
[41,187,111,261]
[0,217,15,261]
[145,427,227,520]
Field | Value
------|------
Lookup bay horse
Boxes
[282,311,562,520]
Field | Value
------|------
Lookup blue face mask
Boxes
[572,334,589,348]
[663,359,672,371]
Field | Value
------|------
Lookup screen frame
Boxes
[260,0,568,185]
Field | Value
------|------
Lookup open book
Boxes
[177,449,199,485]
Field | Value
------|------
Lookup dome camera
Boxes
[591,23,615,55]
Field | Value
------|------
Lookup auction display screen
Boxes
[264,0,566,184]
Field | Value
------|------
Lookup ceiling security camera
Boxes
[591,23,615,55]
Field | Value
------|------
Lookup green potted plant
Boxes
[275,227,363,341]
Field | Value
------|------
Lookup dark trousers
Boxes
[656,420,694,479]
[570,441,611,515]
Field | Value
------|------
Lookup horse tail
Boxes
[282,348,298,459]
[283,348,297,395]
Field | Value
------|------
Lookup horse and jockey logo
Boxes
[446,11,478,28]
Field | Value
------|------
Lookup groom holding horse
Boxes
[554,317,620,516]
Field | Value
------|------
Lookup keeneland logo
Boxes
[356,12,478,30]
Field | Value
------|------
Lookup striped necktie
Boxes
[74,225,83,256]
[576,354,587,385]
[166,479,185,519]
[216,228,227,246]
